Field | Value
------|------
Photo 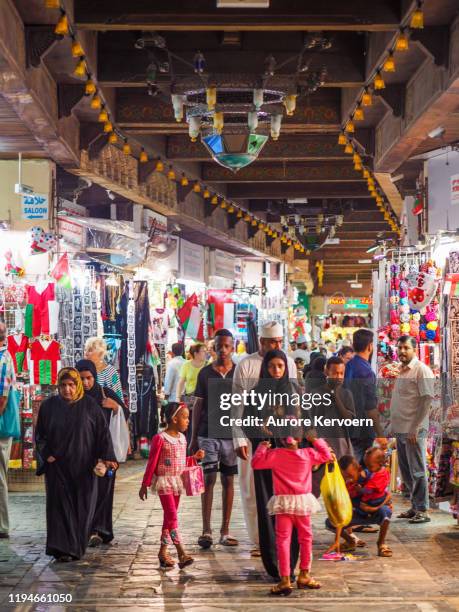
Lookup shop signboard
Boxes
[21,193,49,220]
[209,249,236,279]
[180,239,205,282]
[328,296,372,310]
[451,173,459,206]
[58,217,86,247]
[143,208,168,232]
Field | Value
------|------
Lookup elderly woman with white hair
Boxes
[84,337,123,401]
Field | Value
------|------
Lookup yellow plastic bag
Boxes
[320,460,353,528]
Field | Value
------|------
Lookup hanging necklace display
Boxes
[127,279,138,413]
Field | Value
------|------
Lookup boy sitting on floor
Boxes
[334,451,393,557]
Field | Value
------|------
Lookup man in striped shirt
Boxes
[0,321,16,538]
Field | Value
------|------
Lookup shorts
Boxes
[197,437,238,475]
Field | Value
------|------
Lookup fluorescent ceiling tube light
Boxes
[350,282,363,288]
[366,244,379,253]
[428,126,445,139]
[217,0,269,6]
[358,259,372,263]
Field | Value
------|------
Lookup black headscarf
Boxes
[257,350,291,394]
[76,359,105,405]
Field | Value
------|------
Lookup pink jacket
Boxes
[252,439,332,497]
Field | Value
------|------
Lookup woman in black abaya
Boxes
[248,350,303,580]
[76,359,128,546]
[36,368,117,562]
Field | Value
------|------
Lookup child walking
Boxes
[252,429,332,596]
[139,403,204,569]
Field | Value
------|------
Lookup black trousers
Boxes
[252,439,299,579]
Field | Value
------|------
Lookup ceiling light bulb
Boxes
[73,58,86,78]
[85,79,96,95]
[206,87,217,111]
[139,149,148,163]
[155,159,164,172]
[344,142,353,154]
[410,5,424,29]
[383,52,396,73]
[193,182,201,193]
[103,121,113,133]
[90,95,102,110]
[345,119,355,133]
[122,141,131,155]
[108,132,118,144]
[338,132,347,145]
[211,195,219,205]
[374,71,385,90]
[71,40,85,58]
[395,31,409,51]
[167,168,176,180]
[180,174,189,186]
[362,89,373,106]
[203,188,210,199]
[98,108,108,123]
[354,105,364,121]
[54,13,69,36]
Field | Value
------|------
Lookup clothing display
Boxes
[25,282,59,338]
[29,339,61,385]
[7,334,29,375]
[132,364,158,442]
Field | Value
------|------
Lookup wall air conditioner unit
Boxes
[217,0,269,7]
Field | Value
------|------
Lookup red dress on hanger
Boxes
[25,282,59,337]
[29,339,61,385]
[7,334,29,374]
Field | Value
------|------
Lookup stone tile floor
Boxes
[1,461,459,611]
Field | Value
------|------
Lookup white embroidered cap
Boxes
[260,321,283,339]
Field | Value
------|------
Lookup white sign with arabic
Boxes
[21,193,49,220]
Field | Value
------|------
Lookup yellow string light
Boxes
[193,182,201,193]
[45,0,60,7]
[227,205,235,213]
[251,219,258,227]
[395,30,409,52]
[85,78,96,95]
[54,13,69,36]
[345,119,355,133]
[410,4,424,28]
[374,71,385,90]
[211,195,219,205]
[203,188,210,199]
[221,200,227,209]
[363,169,370,179]
[71,40,84,58]
[73,57,86,78]
[354,162,362,171]
[236,209,243,218]
[167,167,176,180]
[103,121,113,133]
[353,152,362,164]
[108,132,118,144]
[155,158,164,172]
[344,142,353,154]
[338,132,347,145]
[361,88,373,106]
[180,174,189,186]
[98,107,108,123]
[90,94,102,110]
[244,214,251,222]
[122,140,131,155]
[354,105,364,121]
[383,52,396,73]
[139,149,148,163]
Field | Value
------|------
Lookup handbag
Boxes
[0,360,20,438]
[181,456,205,496]
[107,391,130,462]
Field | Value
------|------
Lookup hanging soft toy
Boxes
[29,226,57,255]
[409,319,420,338]
[408,271,437,310]
[4,250,25,277]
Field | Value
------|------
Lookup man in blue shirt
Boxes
[345,328,386,463]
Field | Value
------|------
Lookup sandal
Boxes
[353,526,378,533]
[339,542,356,552]
[378,544,393,557]
[250,547,262,557]
[219,534,238,547]
[297,575,321,589]
[397,509,416,519]
[270,581,292,596]
[178,553,194,569]
[158,553,175,569]
[198,533,213,549]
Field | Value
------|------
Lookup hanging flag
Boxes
[176,293,202,340]
[51,253,72,289]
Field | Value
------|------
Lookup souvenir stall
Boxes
[375,250,445,501]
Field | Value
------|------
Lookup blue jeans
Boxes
[396,432,428,512]
[325,504,392,532]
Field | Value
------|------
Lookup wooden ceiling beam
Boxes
[202,161,364,183]
[228,183,371,199]
[166,134,348,162]
[75,0,400,31]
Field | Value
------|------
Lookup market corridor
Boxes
[2,463,459,611]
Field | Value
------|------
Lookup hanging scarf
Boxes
[75,359,104,404]
[57,367,84,403]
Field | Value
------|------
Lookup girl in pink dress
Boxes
[252,429,332,596]
[139,403,204,569]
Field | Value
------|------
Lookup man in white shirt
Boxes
[163,343,185,403]
[390,335,435,524]
[232,322,297,566]
[290,335,310,365]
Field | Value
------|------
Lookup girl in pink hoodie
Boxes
[252,430,332,596]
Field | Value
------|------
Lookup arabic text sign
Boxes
[21,193,49,220]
